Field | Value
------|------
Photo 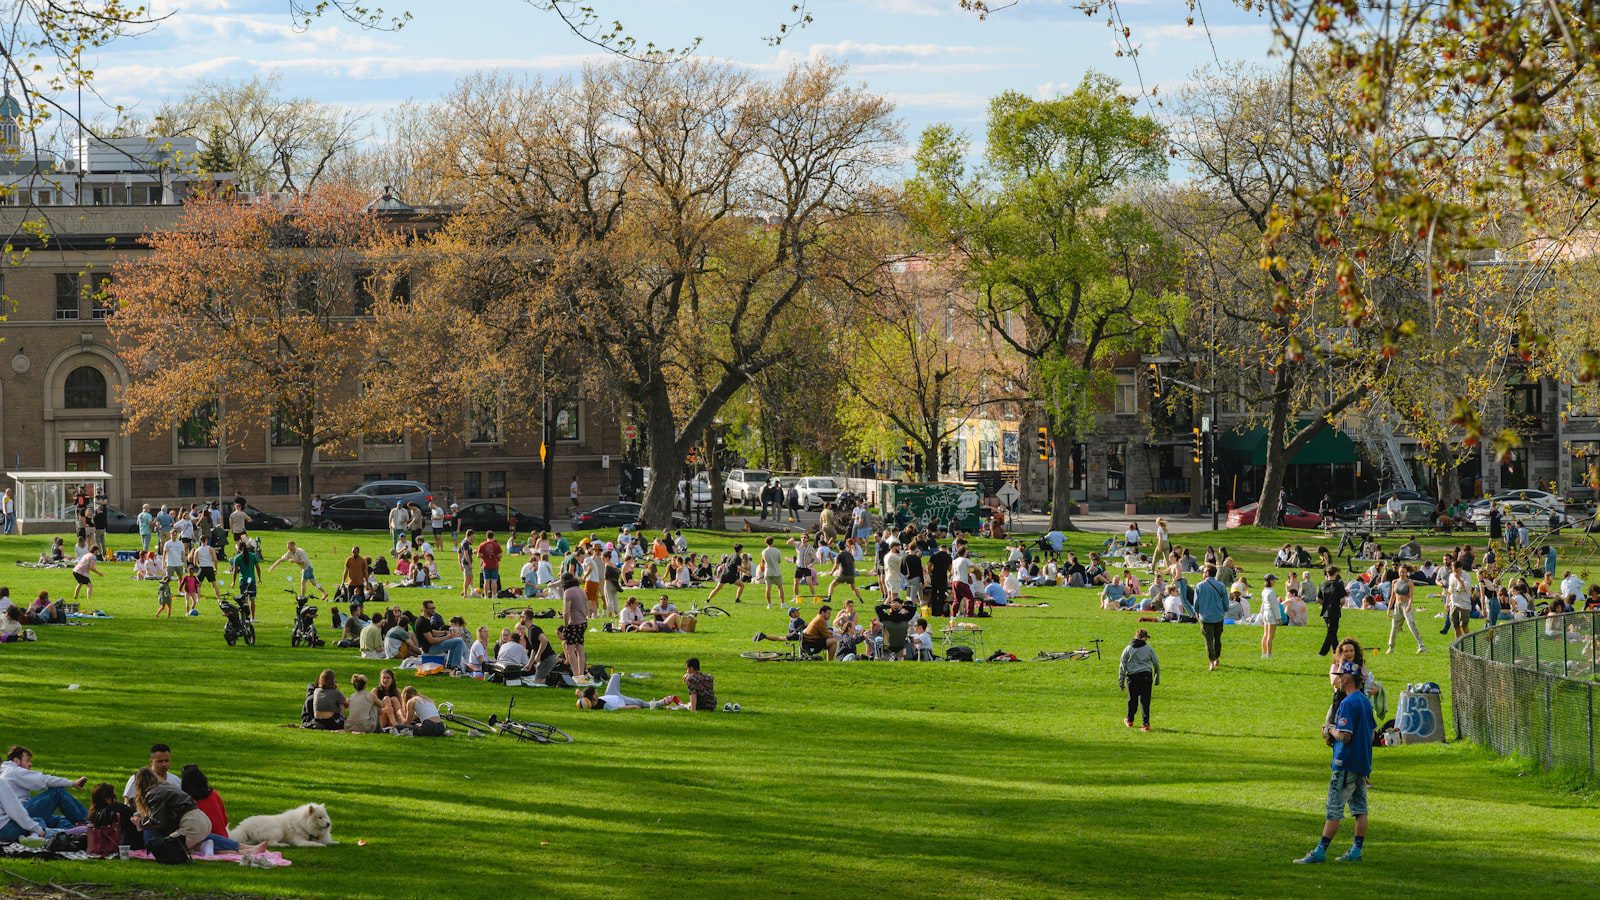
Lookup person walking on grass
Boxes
[1294,661,1375,864]
[1316,566,1347,656]
[760,537,787,609]
[1193,565,1228,671]
[706,543,748,605]
[1386,564,1426,654]
[71,547,103,602]
[1118,629,1160,731]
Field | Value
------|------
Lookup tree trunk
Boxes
[705,423,726,530]
[639,388,683,529]
[1256,389,1292,527]
[298,439,316,526]
[1048,417,1076,530]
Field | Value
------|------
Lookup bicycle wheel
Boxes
[740,650,784,661]
[700,604,730,617]
[444,713,497,737]
[501,721,573,744]
[243,626,256,647]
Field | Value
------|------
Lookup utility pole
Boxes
[540,353,553,526]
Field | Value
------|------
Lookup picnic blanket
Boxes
[130,848,292,867]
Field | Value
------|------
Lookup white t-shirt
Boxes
[430,506,445,529]
[620,605,645,628]
[123,770,181,802]
[761,546,783,577]
[496,641,529,667]
[468,639,489,667]
[164,539,185,568]
[911,631,933,654]
[1560,575,1585,600]
[953,556,971,586]
[1260,587,1281,622]
[174,518,194,540]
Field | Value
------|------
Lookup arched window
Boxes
[63,366,108,409]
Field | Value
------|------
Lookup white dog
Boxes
[231,803,339,847]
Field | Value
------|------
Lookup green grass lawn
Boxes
[3,523,1600,898]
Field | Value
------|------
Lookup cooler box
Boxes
[115,550,138,562]
[1396,689,1444,744]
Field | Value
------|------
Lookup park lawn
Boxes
[2,523,1599,899]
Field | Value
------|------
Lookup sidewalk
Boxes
[1008,510,1222,535]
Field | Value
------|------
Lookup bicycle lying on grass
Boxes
[440,697,574,744]
[1032,639,1103,662]
[739,645,824,662]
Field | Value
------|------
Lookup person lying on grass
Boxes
[752,606,806,645]
[575,674,676,710]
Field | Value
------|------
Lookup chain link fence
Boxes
[1450,611,1600,775]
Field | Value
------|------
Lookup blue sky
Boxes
[84,0,1274,160]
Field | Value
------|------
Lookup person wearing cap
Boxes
[752,606,807,645]
[388,500,408,548]
[1117,628,1160,731]
[1294,661,1375,864]
[1260,573,1282,658]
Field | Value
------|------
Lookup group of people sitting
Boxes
[1,742,272,861]
[751,596,937,661]
[0,588,71,643]
[305,667,448,735]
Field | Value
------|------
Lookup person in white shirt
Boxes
[467,626,491,674]
[760,537,787,608]
[618,597,647,631]
[163,534,186,580]
[520,559,540,598]
[536,554,554,590]
[71,550,102,601]
[952,551,972,589]
[1559,571,1585,602]
[122,744,181,803]
[1,746,89,829]
[1259,574,1282,657]
[429,503,445,541]
[495,631,531,669]
[881,542,906,602]
[174,515,194,542]
[908,619,934,661]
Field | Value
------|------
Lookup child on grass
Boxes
[180,565,201,616]
[157,576,173,619]
[1118,628,1160,731]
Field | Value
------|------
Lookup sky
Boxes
[74,0,1277,166]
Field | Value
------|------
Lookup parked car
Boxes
[451,501,548,533]
[1335,489,1431,520]
[58,504,139,533]
[1227,501,1323,529]
[794,476,842,511]
[1466,489,1564,516]
[350,479,435,509]
[241,504,292,530]
[312,494,394,530]
[725,468,773,505]
[571,501,687,529]
[1366,499,1437,527]
[1468,499,1572,529]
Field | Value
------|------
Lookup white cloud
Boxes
[94,53,602,92]
[1138,23,1271,43]
[856,0,957,15]
[807,40,1013,59]
[886,91,989,111]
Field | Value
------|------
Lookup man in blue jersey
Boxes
[1295,661,1375,864]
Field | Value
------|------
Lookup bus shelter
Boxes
[5,470,111,534]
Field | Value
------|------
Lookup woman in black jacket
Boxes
[1316,566,1348,656]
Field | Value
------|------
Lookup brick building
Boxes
[0,127,621,520]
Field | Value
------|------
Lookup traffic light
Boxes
[1147,362,1162,399]
[1036,426,1049,461]
[1191,427,1202,464]
[900,442,915,473]
[940,442,953,473]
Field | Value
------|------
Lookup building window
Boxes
[1570,440,1600,489]
[469,399,502,445]
[463,471,482,499]
[203,477,219,497]
[63,365,108,409]
[270,409,303,447]
[1114,369,1138,415]
[552,396,582,441]
[177,478,196,497]
[89,273,114,318]
[352,270,375,315]
[55,273,80,320]
[177,401,218,449]
[271,475,292,495]
[391,273,411,304]
[487,470,506,499]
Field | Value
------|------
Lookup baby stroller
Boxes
[218,596,256,647]
[292,598,324,648]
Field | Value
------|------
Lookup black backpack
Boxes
[946,645,974,662]
[145,834,191,865]
[300,684,316,727]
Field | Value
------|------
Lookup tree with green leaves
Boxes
[906,73,1177,528]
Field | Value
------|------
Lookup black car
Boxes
[1334,489,1431,520]
[59,504,140,533]
[571,502,686,529]
[451,501,548,533]
[242,505,292,530]
[312,494,395,531]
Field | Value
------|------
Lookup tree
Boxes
[906,74,1177,529]
[107,184,415,522]
[407,60,897,527]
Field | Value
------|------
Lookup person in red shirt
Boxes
[179,765,237,847]
[477,531,504,599]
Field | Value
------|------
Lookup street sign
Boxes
[1201,415,1211,434]
[601,454,610,469]
[996,483,1021,509]
[623,424,638,440]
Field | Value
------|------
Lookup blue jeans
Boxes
[0,819,33,841]
[140,828,239,853]
[1487,601,1501,627]
[429,636,467,668]
[25,785,87,828]
[2,512,13,535]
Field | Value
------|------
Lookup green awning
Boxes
[1215,423,1358,466]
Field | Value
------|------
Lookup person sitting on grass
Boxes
[874,597,916,659]
[618,596,647,632]
[982,572,1009,608]
[130,767,255,855]
[374,670,405,730]
[683,658,718,711]
[346,674,381,734]
[1,745,89,829]
[753,606,807,646]
[87,781,143,853]
[907,618,934,661]
[400,686,446,736]
[310,668,347,730]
